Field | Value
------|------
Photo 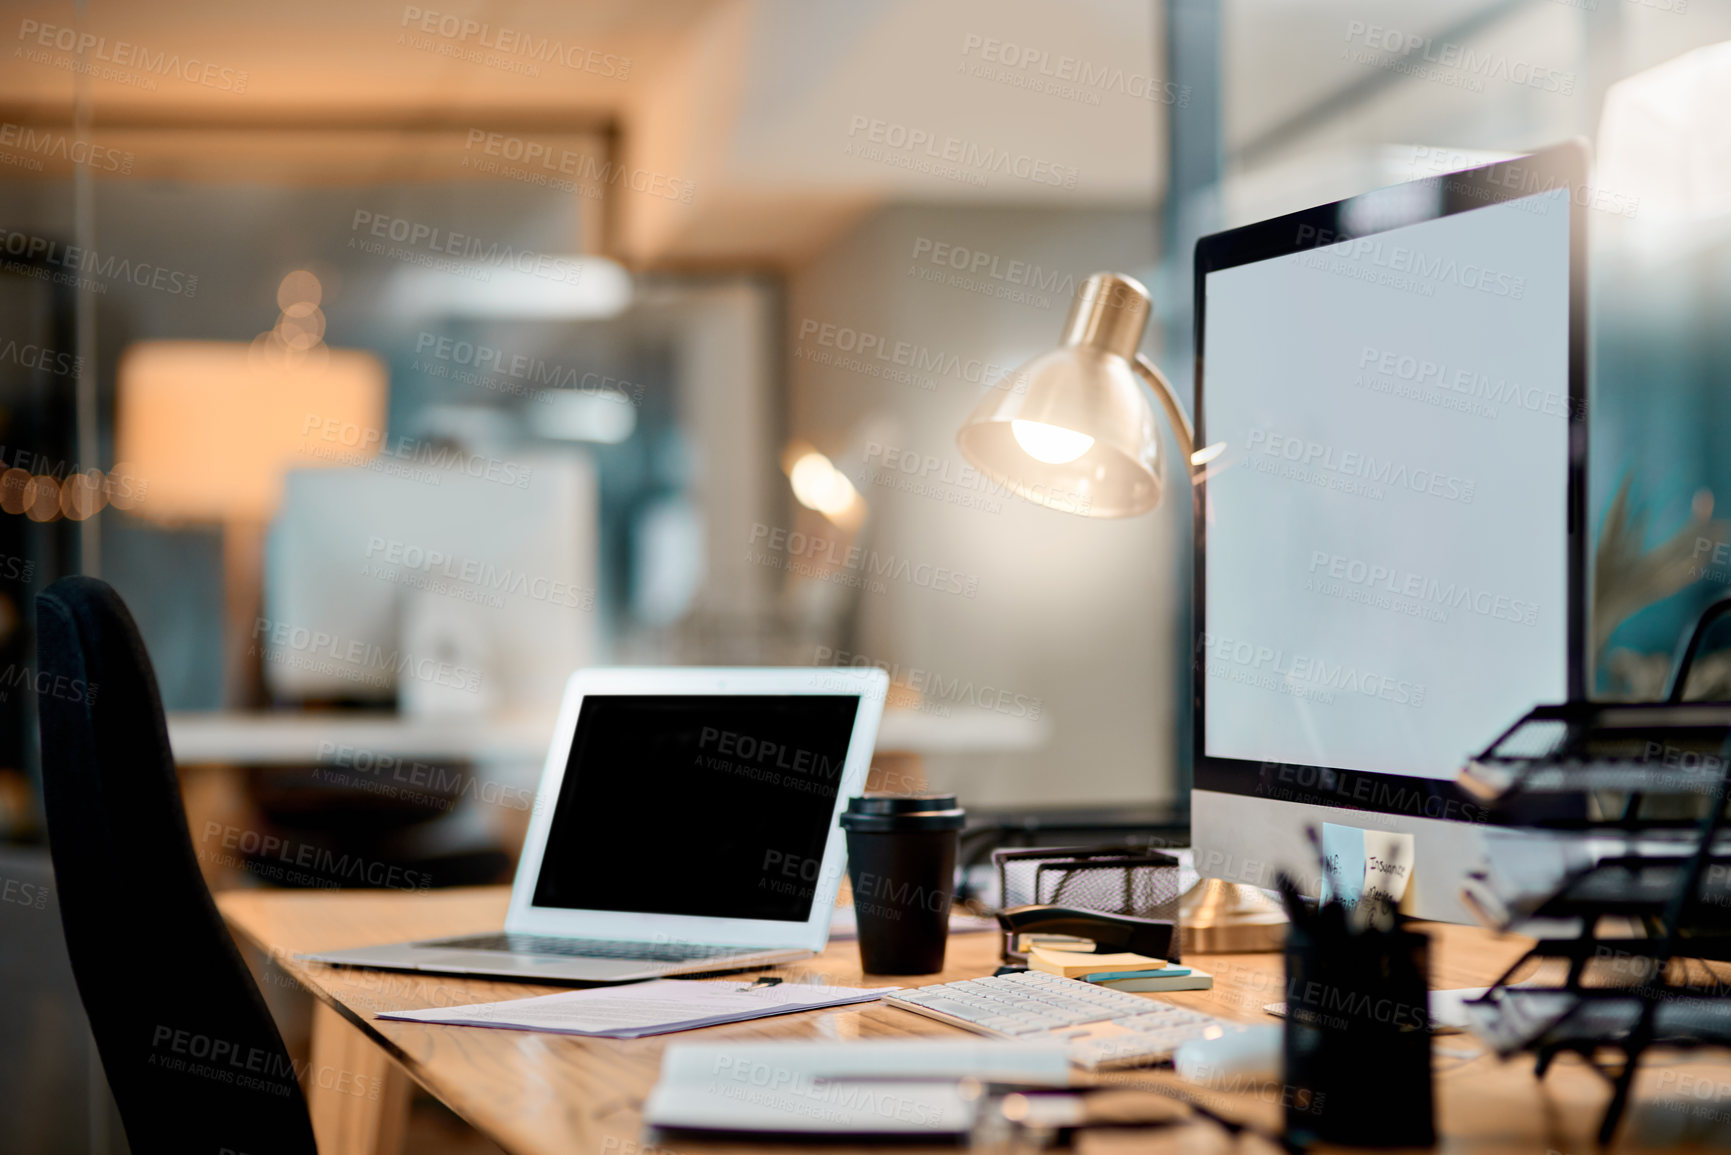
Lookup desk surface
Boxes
[218,886,1731,1153]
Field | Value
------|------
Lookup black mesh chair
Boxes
[34,576,317,1155]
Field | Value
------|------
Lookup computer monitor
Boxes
[1190,143,1587,922]
[264,453,598,714]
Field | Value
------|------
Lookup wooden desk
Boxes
[218,886,1731,1154]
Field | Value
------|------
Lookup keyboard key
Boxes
[909,996,992,1019]
[999,1018,1068,1035]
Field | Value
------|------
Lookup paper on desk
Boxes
[377,979,892,1039]
[646,1041,1071,1136]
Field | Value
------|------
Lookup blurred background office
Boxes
[1,0,1729,1150]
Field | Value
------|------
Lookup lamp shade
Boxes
[956,273,1169,518]
[117,340,387,524]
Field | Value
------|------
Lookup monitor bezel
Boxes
[1190,141,1589,821]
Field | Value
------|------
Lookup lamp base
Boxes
[1178,878,1288,954]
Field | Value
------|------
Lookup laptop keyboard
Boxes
[428,933,759,963]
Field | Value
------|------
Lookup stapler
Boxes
[996,904,1179,966]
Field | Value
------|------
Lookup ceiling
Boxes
[2,0,1726,265]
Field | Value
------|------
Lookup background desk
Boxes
[167,706,1054,766]
[172,709,1054,895]
[217,886,1731,1154]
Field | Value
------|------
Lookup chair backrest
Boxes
[35,575,317,1155]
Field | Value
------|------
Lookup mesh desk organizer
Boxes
[1458,596,1731,1144]
[991,845,1182,965]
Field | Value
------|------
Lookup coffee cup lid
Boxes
[839,793,966,832]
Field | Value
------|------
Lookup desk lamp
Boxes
[956,272,1285,952]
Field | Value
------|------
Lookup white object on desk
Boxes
[397,590,498,718]
[645,1040,1070,1136]
[377,978,890,1038]
[1173,1024,1281,1086]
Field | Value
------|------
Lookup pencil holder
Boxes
[1282,919,1434,1148]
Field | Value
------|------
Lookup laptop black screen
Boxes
[529,694,862,922]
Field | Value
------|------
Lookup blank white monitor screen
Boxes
[1202,186,1571,781]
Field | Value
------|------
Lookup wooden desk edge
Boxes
[220,904,438,1080]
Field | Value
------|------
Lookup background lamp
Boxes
[117,338,387,705]
[118,340,386,524]
[956,272,1281,952]
[955,272,1206,519]
[780,441,865,531]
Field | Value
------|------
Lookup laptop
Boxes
[306,666,888,982]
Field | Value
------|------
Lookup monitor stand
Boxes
[1179,878,1288,954]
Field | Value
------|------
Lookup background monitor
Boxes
[1190,142,1587,922]
[264,454,598,714]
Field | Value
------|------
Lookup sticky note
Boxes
[1320,823,1366,906]
[1362,829,1416,926]
[1320,824,1416,929]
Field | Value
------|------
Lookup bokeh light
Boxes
[24,476,61,522]
[277,269,322,314]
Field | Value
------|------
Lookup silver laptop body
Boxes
[305,666,887,983]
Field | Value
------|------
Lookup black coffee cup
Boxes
[838,794,965,975]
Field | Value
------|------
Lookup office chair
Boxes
[34,576,317,1155]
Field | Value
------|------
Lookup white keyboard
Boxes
[883,970,1244,1070]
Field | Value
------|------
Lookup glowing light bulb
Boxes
[1011,419,1093,465]
[1192,441,1226,466]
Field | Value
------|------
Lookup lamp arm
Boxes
[1131,353,1195,464]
